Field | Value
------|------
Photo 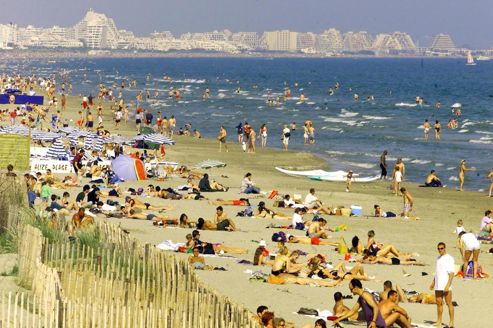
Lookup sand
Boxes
[6,91,493,327]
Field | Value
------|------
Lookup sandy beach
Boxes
[3,89,493,327]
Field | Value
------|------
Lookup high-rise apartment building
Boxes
[296,32,317,51]
[0,24,17,48]
[430,34,455,50]
[316,28,344,53]
[262,30,298,52]
[74,9,119,49]
[231,32,261,50]
[343,31,372,52]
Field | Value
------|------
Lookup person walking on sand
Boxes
[259,124,267,148]
[379,150,388,180]
[217,125,228,152]
[458,159,473,191]
[486,169,493,197]
[400,187,413,219]
[282,124,290,151]
[430,242,455,328]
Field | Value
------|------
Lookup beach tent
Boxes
[111,155,146,181]
[46,138,69,159]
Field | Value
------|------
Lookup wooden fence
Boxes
[1,222,259,328]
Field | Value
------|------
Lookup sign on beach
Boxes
[30,159,73,173]
[0,134,30,171]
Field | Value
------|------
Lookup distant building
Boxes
[231,32,261,50]
[188,30,232,42]
[74,9,119,49]
[0,24,17,48]
[316,28,344,53]
[372,32,416,54]
[296,32,317,51]
[343,31,372,52]
[430,33,456,51]
[263,30,298,52]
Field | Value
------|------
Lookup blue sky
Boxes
[1,0,491,47]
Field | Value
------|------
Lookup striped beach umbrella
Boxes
[46,138,69,159]
[141,133,175,145]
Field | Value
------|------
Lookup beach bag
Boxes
[341,208,352,217]
[386,211,397,218]
[338,238,349,255]
[297,308,318,316]
[271,231,287,242]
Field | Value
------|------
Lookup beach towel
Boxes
[193,159,226,169]
[156,240,185,251]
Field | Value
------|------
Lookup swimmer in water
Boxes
[434,120,441,140]
[423,119,430,140]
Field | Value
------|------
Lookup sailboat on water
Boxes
[466,51,477,66]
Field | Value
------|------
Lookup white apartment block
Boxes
[343,31,372,52]
[231,32,260,50]
[263,30,298,52]
[316,28,344,53]
[296,32,317,51]
[0,24,17,48]
[74,9,119,49]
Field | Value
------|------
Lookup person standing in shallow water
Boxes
[379,150,388,180]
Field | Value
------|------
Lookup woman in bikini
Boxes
[256,201,290,220]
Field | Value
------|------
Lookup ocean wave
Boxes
[325,150,347,156]
[343,161,377,169]
[475,130,493,135]
[217,89,229,92]
[469,139,492,144]
[217,93,226,98]
[171,79,206,84]
[458,129,469,133]
[435,163,444,167]
[338,109,359,117]
[323,117,358,126]
[449,176,459,181]
[461,122,476,127]
[410,159,432,165]
[395,102,417,107]
[362,115,390,120]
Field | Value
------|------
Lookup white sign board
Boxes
[30,159,73,173]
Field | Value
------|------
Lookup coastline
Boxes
[0,50,467,60]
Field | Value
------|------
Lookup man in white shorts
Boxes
[430,242,454,328]
[458,231,481,279]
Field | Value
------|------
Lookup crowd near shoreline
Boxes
[1,71,492,327]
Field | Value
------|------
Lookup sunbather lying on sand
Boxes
[256,201,291,220]
[358,252,424,266]
[366,230,413,257]
[287,234,339,246]
[125,197,172,211]
[210,198,251,206]
[187,231,247,254]
[299,255,373,281]
[268,248,341,287]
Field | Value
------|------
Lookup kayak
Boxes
[275,167,346,177]
[308,175,380,182]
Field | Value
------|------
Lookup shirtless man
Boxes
[423,119,431,140]
[188,247,207,269]
[434,120,441,140]
[217,125,228,152]
[333,292,358,321]
[307,218,331,239]
[378,291,412,328]
[486,169,493,197]
[400,187,413,219]
[458,159,473,191]
[287,234,338,246]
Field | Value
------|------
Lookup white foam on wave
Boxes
[217,93,226,98]
[469,139,492,144]
[458,129,469,133]
[435,163,444,167]
[449,176,459,181]
[217,89,228,92]
[410,159,432,165]
[323,117,358,126]
[475,130,493,135]
[395,102,417,107]
[461,122,476,127]
[338,109,359,117]
[325,150,347,156]
[171,79,206,84]
[362,115,389,120]
[344,161,376,169]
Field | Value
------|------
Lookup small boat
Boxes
[308,174,380,183]
[466,51,477,66]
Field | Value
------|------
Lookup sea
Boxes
[2,57,493,191]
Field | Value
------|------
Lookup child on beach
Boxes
[345,170,354,192]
